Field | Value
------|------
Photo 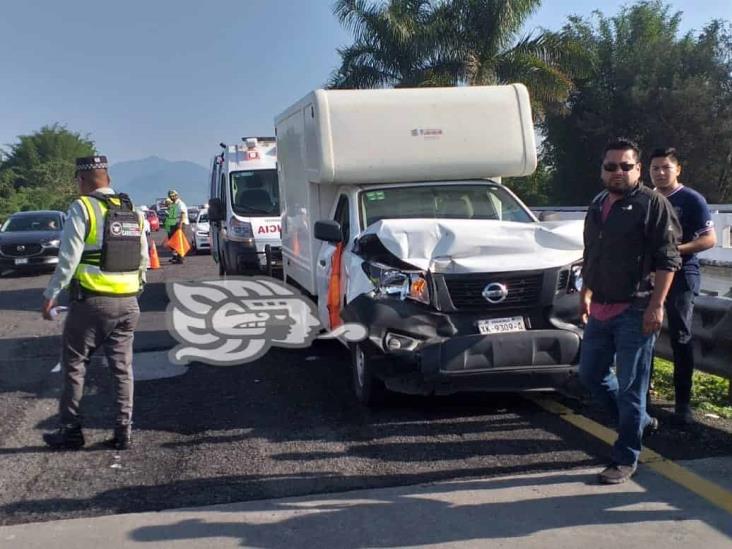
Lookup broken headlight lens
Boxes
[362,262,430,305]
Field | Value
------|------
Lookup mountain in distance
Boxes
[109,156,210,208]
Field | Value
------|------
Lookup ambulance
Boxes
[207,137,282,276]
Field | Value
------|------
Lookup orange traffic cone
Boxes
[148,239,161,269]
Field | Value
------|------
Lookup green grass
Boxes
[653,358,732,418]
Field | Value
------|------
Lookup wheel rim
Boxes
[355,345,366,387]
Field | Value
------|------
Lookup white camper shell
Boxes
[207,137,282,276]
[276,85,584,404]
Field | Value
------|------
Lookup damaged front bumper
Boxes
[342,294,581,396]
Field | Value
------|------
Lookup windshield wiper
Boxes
[237,206,273,214]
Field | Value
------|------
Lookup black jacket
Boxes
[583,184,681,304]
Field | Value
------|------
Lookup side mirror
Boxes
[314,220,343,243]
[208,198,225,222]
[537,211,561,222]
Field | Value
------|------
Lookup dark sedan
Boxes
[0,210,65,274]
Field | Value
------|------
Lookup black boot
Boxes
[105,425,132,450]
[43,424,85,450]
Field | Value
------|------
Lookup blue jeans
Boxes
[579,306,656,466]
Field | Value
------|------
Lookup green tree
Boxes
[504,162,553,206]
[0,124,95,220]
[330,0,589,117]
[542,1,732,204]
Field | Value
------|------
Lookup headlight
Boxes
[228,217,253,240]
[41,239,60,248]
[362,262,430,305]
[568,262,583,294]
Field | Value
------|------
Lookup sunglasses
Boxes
[602,162,637,172]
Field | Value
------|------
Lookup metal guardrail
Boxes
[532,206,732,383]
[532,206,732,267]
[655,295,732,382]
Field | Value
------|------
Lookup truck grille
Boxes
[1,243,42,257]
[444,272,544,311]
[556,270,569,291]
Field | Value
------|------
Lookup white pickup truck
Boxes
[275,84,584,405]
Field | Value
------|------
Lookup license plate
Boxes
[478,316,526,334]
[14,258,29,265]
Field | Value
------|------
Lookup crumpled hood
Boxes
[359,219,584,273]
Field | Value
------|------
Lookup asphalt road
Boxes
[1,235,730,527]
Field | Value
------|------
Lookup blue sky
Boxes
[1,1,730,168]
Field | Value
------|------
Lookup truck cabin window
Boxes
[230,169,280,216]
[359,184,533,228]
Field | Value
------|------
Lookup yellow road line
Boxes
[527,394,732,515]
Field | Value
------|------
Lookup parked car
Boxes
[146,210,160,231]
[157,208,168,226]
[188,208,210,254]
[187,207,199,224]
[0,210,65,274]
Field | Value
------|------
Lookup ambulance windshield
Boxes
[359,183,534,228]
[229,169,280,216]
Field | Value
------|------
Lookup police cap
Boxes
[75,155,109,172]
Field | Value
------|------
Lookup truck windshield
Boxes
[359,184,534,228]
[230,169,280,216]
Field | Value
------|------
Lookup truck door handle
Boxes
[319,259,326,267]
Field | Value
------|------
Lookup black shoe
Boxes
[43,424,85,450]
[644,416,659,436]
[671,405,695,427]
[105,426,132,450]
[598,463,637,484]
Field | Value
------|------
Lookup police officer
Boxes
[163,189,188,263]
[41,155,148,450]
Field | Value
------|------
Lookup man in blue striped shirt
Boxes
[650,147,717,425]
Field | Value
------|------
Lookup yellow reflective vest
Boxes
[72,194,143,296]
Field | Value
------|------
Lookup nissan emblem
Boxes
[482,282,508,304]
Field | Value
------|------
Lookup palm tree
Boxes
[330,0,589,117]
[445,0,588,115]
[328,0,460,89]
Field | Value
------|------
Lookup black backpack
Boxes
[92,192,143,272]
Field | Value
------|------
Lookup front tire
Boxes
[218,250,226,277]
[351,343,387,407]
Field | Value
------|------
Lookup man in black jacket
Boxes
[579,138,681,484]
